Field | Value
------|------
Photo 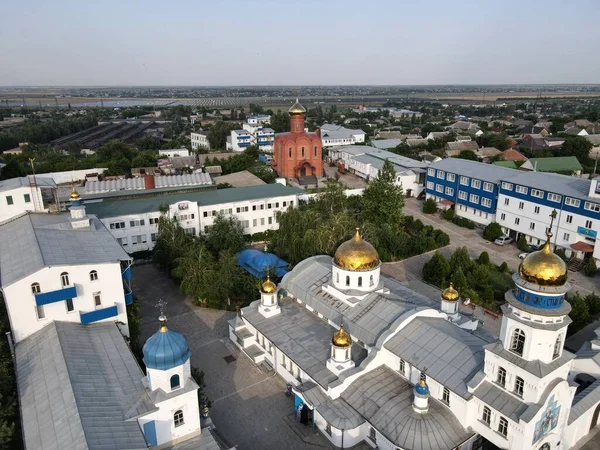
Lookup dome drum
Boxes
[506,282,572,317]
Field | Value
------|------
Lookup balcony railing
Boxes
[80,304,118,324]
[35,286,77,306]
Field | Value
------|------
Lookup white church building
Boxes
[230,229,600,450]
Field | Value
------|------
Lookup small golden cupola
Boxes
[332,324,352,347]
[288,97,306,115]
[261,275,277,294]
[519,233,568,287]
[70,188,80,200]
[441,283,459,301]
[334,229,380,271]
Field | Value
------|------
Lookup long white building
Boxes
[0,175,58,223]
[329,145,427,197]
[426,158,600,264]
[320,123,366,148]
[190,131,211,151]
[84,184,304,253]
[230,230,600,450]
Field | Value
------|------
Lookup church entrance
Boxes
[297,162,314,178]
[591,403,600,431]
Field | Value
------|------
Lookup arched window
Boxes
[301,147,305,158]
[510,329,526,356]
[314,146,317,157]
[336,272,339,283]
[498,416,508,437]
[346,276,350,286]
[345,348,349,360]
[358,277,362,287]
[31,283,41,294]
[514,376,524,397]
[553,335,562,359]
[60,272,70,287]
[482,406,491,425]
[170,374,180,390]
[173,409,184,427]
[497,367,506,387]
[89,270,98,281]
[370,275,374,286]
[289,148,292,158]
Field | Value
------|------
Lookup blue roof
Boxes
[415,381,430,395]
[143,325,191,371]
[238,248,288,278]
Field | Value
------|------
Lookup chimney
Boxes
[144,174,156,190]
[316,127,321,138]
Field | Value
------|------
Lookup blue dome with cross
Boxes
[143,315,191,371]
[415,379,430,395]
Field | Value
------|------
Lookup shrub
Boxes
[444,208,455,220]
[461,287,480,303]
[478,251,490,265]
[412,219,424,233]
[584,259,598,277]
[422,251,450,287]
[434,230,450,247]
[452,216,475,229]
[499,262,509,273]
[483,222,503,241]
[585,293,600,315]
[554,248,568,262]
[517,235,529,251]
[422,198,438,214]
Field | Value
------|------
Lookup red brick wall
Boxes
[273,114,323,179]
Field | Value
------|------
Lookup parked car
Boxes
[494,235,514,246]
[519,252,529,260]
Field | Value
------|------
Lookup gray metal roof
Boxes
[84,173,212,194]
[320,123,364,139]
[569,379,600,424]
[430,158,518,183]
[16,322,150,450]
[371,139,401,149]
[0,175,56,193]
[337,145,427,171]
[242,298,366,388]
[384,317,486,399]
[484,341,575,378]
[84,184,304,219]
[166,430,222,450]
[0,213,130,287]
[280,256,438,346]
[472,381,528,422]
[342,366,473,450]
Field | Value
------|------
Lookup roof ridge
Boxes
[27,213,49,267]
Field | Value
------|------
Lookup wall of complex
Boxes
[0,186,45,223]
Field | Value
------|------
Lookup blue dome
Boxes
[143,325,191,371]
[415,380,430,395]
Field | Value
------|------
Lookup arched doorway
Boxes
[297,162,314,177]
[591,404,600,431]
[538,443,550,450]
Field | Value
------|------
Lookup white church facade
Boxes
[230,229,600,450]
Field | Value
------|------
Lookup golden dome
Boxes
[519,235,567,287]
[334,229,380,271]
[332,324,352,347]
[288,98,306,115]
[70,188,80,200]
[441,283,459,301]
[261,275,277,294]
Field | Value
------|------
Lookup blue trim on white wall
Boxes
[80,304,118,324]
[35,286,77,306]
[125,291,134,305]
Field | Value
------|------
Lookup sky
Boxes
[1,0,599,86]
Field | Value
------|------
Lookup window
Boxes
[518,201,524,210]
[458,191,467,200]
[514,217,520,225]
[314,146,317,157]
[428,168,435,177]
[369,275,374,286]
[151,233,157,242]
[399,359,405,374]
[437,170,445,179]
[93,292,102,307]
[110,221,125,229]
[252,219,257,227]
[516,185,528,194]
[445,187,454,196]
[469,194,479,204]
[61,272,70,287]
[66,298,74,312]
[566,215,573,224]
[498,417,508,437]
[326,423,332,436]
[301,147,305,158]
[565,197,580,207]
[170,374,180,390]
[358,277,362,287]
[483,182,493,192]
[514,376,524,397]
[436,184,443,193]
[118,237,127,247]
[442,387,450,404]
[31,283,41,294]
[6,196,13,205]
[460,176,469,186]
[482,406,491,425]
[427,181,434,189]
[260,218,265,226]
[553,335,562,359]
[504,197,509,206]
[288,148,292,158]
[24,194,31,203]
[369,427,377,444]
[585,202,600,213]
[547,193,562,203]
[268,217,272,225]
[534,206,540,214]
[89,270,98,281]
[472,179,481,189]
[346,276,350,286]
[174,410,184,427]
[132,235,147,244]
[500,213,506,220]
[336,272,339,283]
[510,329,526,356]
[129,219,145,227]
[531,189,543,198]
[501,182,513,190]
[481,198,491,208]
[563,233,570,241]
[530,222,535,230]
[203,211,208,217]
[497,367,506,387]
[447,173,455,182]
[149,217,159,225]
[36,305,45,319]
[586,219,593,229]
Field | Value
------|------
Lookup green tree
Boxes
[450,247,473,273]
[270,110,290,133]
[483,222,503,241]
[517,235,529,251]
[478,251,490,265]
[444,208,455,220]
[585,293,600,316]
[561,136,593,165]
[422,198,437,214]
[204,214,247,257]
[584,258,597,277]
[207,121,241,149]
[422,251,450,287]
[362,159,404,229]
[314,177,347,215]
[131,150,158,168]
[452,267,468,293]
[569,292,591,333]
[455,150,479,161]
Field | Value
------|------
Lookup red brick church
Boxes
[272,98,323,180]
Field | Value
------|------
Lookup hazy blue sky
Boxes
[1,0,599,86]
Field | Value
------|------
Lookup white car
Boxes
[519,252,528,260]
[494,236,513,246]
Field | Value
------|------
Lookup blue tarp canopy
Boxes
[238,249,289,278]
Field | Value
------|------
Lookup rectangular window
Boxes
[586,219,593,229]
[129,219,145,227]
[504,198,509,206]
[399,359,405,374]
[447,173,455,182]
[497,367,506,387]
[530,222,535,230]
[118,237,127,247]
[260,218,265,226]
[460,176,469,186]
[469,194,479,204]
[458,191,467,200]
[437,170,445,180]
[514,377,524,397]
[268,217,272,225]
[253,219,257,227]
[483,182,493,192]
[445,187,454,196]
[24,194,31,203]
[516,185,528,194]
[519,201,524,210]
[534,206,540,214]
[563,233,570,241]
[6,196,13,205]
[428,168,435,176]
[93,292,102,308]
[585,202,600,213]
[515,217,520,225]
[501,213,506,220]
[66,298,74,312]
[471,179,481,189]
[531,189,543,198]
[203,211,208,217]
[283,201,287,207]
[481,198,491,208]
[151,233,157,242]
[547,193,562,203]
[498,417,508,437]
[566,215,573,224]
[110,221,125,229]
[149,217,159,224]
[442,387,450,405]
[501,182,513,190]
[267,203,272,209]
[132,235,147,244]
[427,181,434,189]
[369,427,377,444]
[482,407,491,426]
[565,197,581,207]
[436,184,443,192]
[326,423,332,436]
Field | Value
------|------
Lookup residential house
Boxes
[499,148,528,162]
[565,127,589,137]
[519,126,549,138]
[444,140,479,157]
[425,131,450,141]
[520,156,583,175]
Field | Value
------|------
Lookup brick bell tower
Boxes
[272,98,323,180]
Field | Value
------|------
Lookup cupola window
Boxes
[89,270,98,281]
[31,283,41,294]
[497,367,506,387]
[514,376,524,397]
[174,409,184,427]
[482,406,491,425]
[170,374,180,390]
[510,329,526,356]
[553,335,562,359]
[60,272,70,287]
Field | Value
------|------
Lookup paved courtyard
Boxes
[131,263,333,450]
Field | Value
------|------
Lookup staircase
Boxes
[568,258,585,272]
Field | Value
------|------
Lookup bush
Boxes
[586,293,600,315]
[444,208,455,220]
[483,222,503,242]
[422,251,450,287]
[478,251,490,265]
[422,198,438,214]
[499,262,509,273]
[554,248,568,262]
[517,235,529,251]
[584,259,598,277]
[452,216,475,229]
[434,230,450,247]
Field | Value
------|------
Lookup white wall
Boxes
[38,168,107,184]
[0,185,46,223]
